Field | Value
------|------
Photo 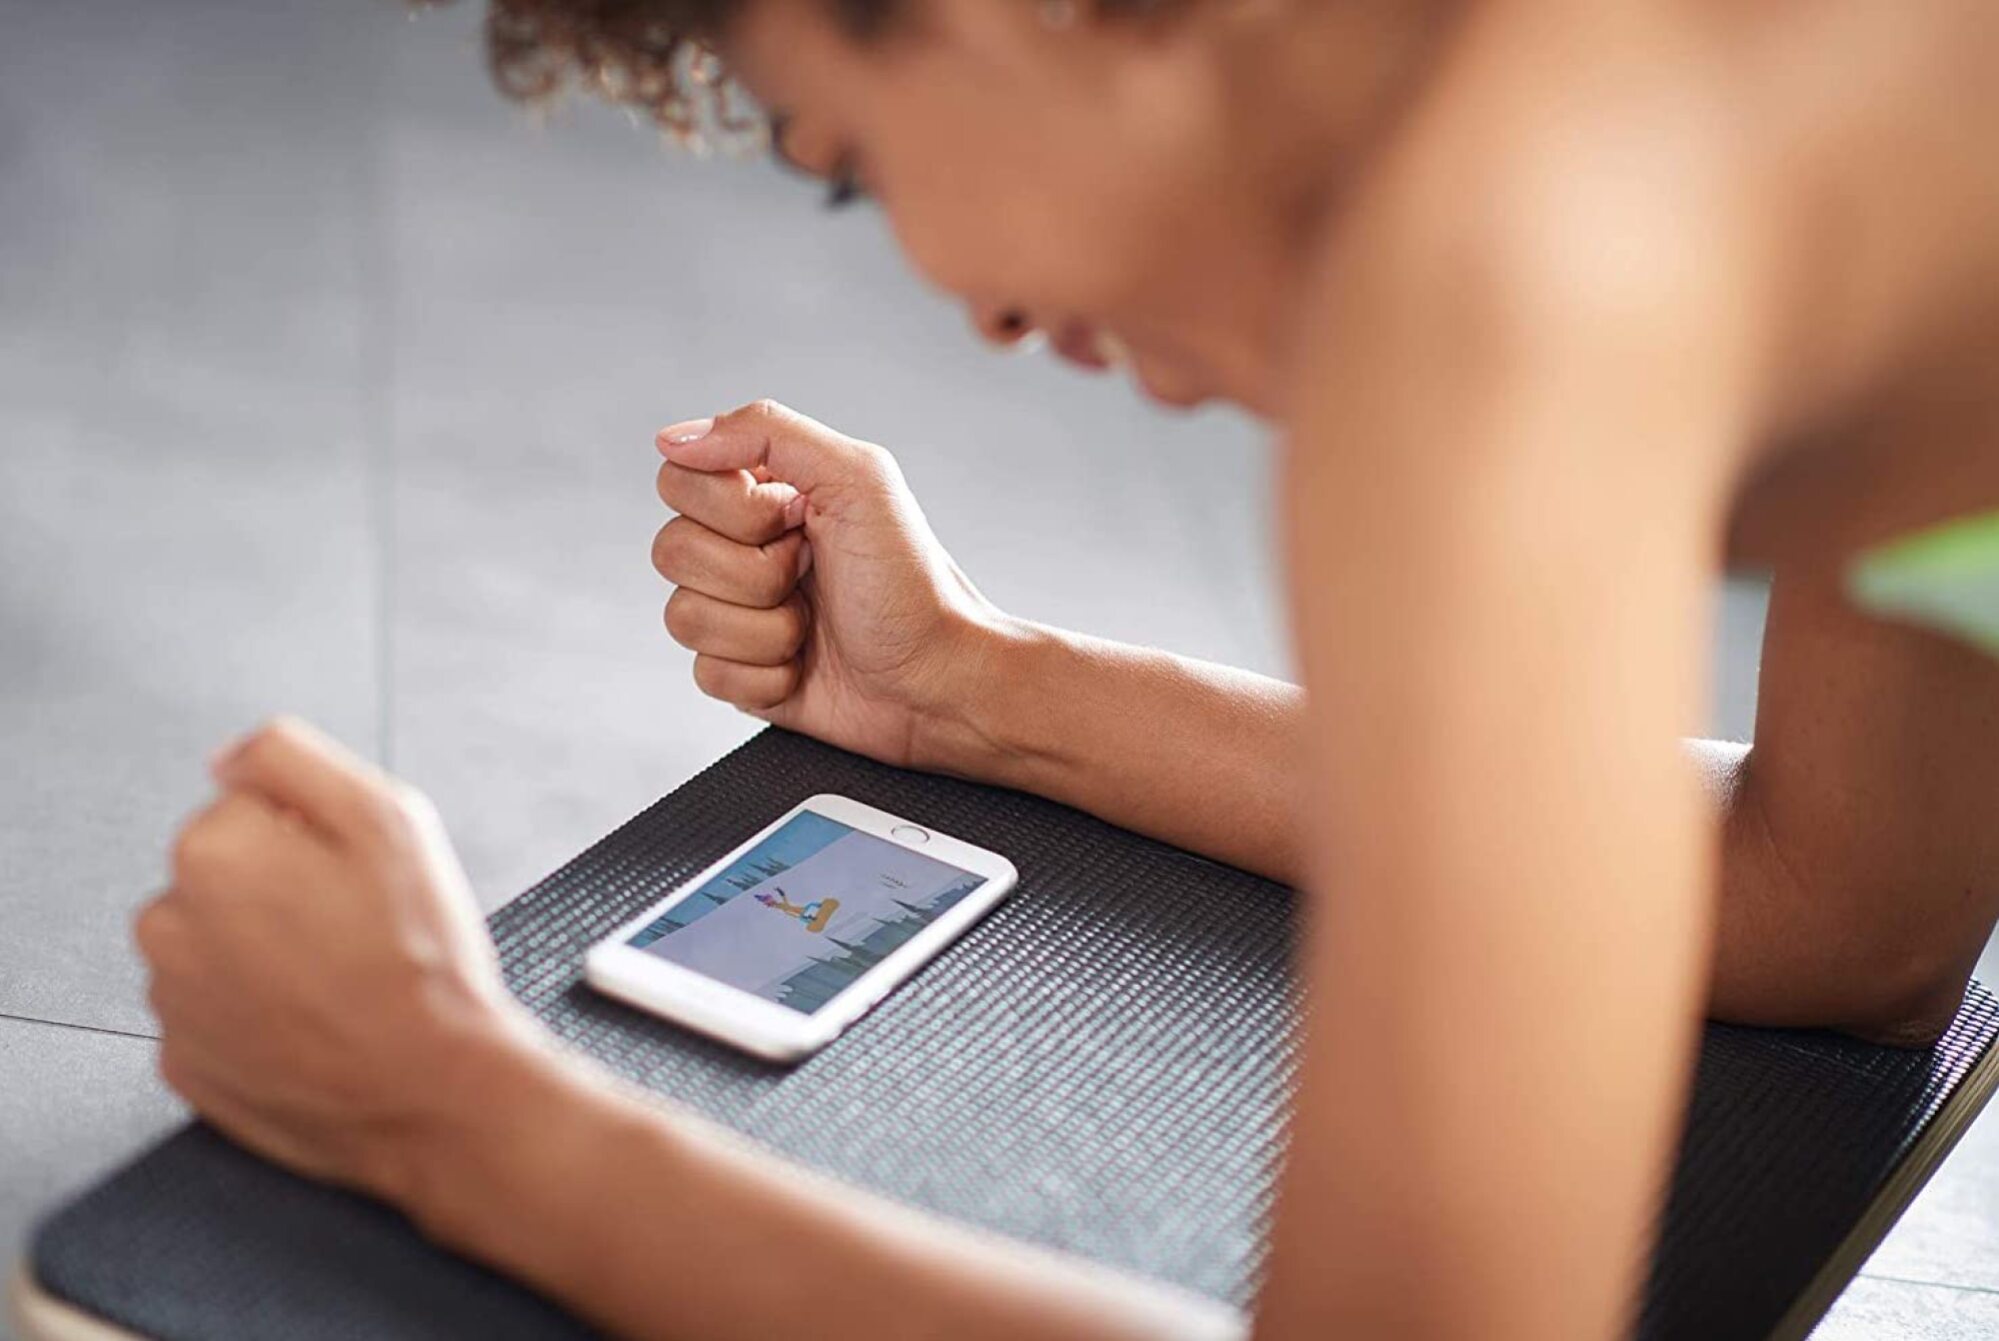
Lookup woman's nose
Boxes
[972,305,1037,349]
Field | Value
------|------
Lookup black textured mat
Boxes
[31,729,1999,1340]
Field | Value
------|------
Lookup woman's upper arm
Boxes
[1711,544,1999,1033]
[1252,14,1770,1337]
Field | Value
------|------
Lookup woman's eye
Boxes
[767,114,868,212]
[823,156,866,210]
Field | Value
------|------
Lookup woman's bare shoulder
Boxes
[1293,0,1999,475]
[1288,3,1774,488]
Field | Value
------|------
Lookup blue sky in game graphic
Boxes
[629,810,990,1012]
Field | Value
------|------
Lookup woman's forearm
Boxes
[920,618,1307,883]
[397,1029,1242,1341]
[925,616,1959,1040]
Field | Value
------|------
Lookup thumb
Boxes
[656,399,889,499]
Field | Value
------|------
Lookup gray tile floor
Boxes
[1,2,1992,1336]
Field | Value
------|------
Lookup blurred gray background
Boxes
[0,2,1990,1336]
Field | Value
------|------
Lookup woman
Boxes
[136,0,1999,1336]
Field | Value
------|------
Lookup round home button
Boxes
[891,824,931,844]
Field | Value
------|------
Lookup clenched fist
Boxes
[137,718,542,1204]
[653,399,1012,770]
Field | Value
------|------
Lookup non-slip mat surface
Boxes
[32,728,1999,1340]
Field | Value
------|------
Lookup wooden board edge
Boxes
[1767,1035,1999,1340]
[8,1260,151,1341]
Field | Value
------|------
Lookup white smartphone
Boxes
[584,794,1019,1062]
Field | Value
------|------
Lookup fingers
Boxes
[651,515,810,609]
[135,890,191,978]
[656,460,804,546]
[693,654,802,712]
[657,398,894,499]
[168,791,302,896]
[210,717,392,843]
[665,588,810,666]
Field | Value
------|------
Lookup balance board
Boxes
[22,729,1999,1340]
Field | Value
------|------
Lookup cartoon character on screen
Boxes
[756,886,839,934]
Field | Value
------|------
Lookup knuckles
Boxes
[849,437,896,475]
[653,518,798,610]
[775,595,811,653]
[340,783,429,858]
[747,541,799,607]
[144,972,172,1023]
[650,518,691,580]
[663,588,703,645]
[741,397,790,427]
[388,781,439,828]
[753,660,803,709]
[768,659,803,705]
[664,590,810,658]
[169,814,237,891]
[234,715,308,771]
[692,655,799,710]
[690,653,728,701]
[133,896,182,966]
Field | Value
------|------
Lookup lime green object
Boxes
[1849,510,1999,656]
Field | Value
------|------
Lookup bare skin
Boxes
[138,0,1999,1339]
[653,397,1999,1044]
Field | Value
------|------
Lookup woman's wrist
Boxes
[373,1015,718,1328]
[374,1011,610,1263]
[907,611,1076,792]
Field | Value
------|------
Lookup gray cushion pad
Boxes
[31,728,1999,1339]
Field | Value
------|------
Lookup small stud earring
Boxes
[1037,0,1079,31]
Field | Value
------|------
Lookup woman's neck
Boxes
[1197,0,1465,411]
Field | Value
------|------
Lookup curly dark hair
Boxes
[414,0,892,144]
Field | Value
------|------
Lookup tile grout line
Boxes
[1856,1270,1999,1300]
[361,30,399,775]
[0,1010,158,1046]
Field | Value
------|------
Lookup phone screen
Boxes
[626,810,990,1015]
